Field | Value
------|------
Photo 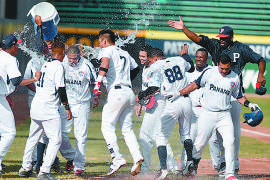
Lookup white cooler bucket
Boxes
[27,2,60,41]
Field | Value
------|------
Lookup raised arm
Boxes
[257,58,266,86]
[168,16,202,43]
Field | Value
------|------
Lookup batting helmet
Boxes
[243,109,263,127]
[138,96,155,109]
[255,82,267,95]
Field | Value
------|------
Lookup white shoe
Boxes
[158,169,168,180]
[131,158,144,176]
[107,156,126,176]
[182,160,195,176]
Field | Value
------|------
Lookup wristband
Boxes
[244,100,250,108]
[34,77,38,81]
[63,103,70,110]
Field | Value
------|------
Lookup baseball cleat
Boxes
[182,160,195,176]
[131,158,144,176]
[218,162,226,176]
[18,167,37,177]
[226,175,238,180]
[38,172,59,180]
[74,169,84,177]
[157,169,168,180]
[1,163,6,170]
[107,156,126,176]
[66,160,74,172]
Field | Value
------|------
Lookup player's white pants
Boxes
[101,86,143,163]
[156,96,192,147]
[140,94,180,173]
[209,100,241,170]
[0,95,16,170]
[181,106,221,170]
[28,95,37,163]
[60,102,90,171]
[192,108,235,179]
[22,117,62,173]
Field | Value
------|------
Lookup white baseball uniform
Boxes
[24,58,46,163]
[24,58,46,108]
[192,66,243,179]
[152,56,192,148]
[22,59,65,174]
[59,56,96,171]
[140,65,180,173]
[181,65,221,170]
[98,45,143,163]
[0,50,21,170]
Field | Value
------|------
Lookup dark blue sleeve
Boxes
[10,76,23,87]
[182,53,195,73]
[242,43,263,64]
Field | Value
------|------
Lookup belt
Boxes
[183,94,189,98]
[115,85,131,89]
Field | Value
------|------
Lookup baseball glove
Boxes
[138,96,155,109]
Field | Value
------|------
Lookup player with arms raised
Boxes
[94,29,143,176]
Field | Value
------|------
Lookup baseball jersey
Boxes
[149,56,191,94]
[0,50,21,96]
[198,36,262,75]
[98,45,138,91]
[186,65,212,107]
[63,56,96,105]
[24,58,46,96]
[141,65,156,91]
[195,66,243,112]
[30,59,65,120]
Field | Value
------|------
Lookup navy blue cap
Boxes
[1,34,22,48]
[216,26,234,37]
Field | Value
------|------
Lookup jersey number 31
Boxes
[164,65,183,83]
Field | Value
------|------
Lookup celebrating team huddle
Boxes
[0,13,267,180]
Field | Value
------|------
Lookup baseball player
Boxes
[180,47,222,173]
[58,45,99,177]
[168,16,266,174]
[94,29,143,176]
[165,54,260,180]
[18,42,72,180]
[137,48,195,179]
[30,15,63,174]
[0,34,41,177]
[137,46,181,175]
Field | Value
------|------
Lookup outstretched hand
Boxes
[164,91,180,102]
[168,16,185,30]
[178,44,189,56]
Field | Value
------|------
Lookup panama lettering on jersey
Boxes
[62,56,96,105]
[196,66,242,111]
[209,84,230,95]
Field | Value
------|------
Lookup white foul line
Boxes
[241,128,270,137]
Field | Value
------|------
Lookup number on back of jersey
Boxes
[164,65,183,83]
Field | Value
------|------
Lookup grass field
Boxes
[2,96,270,179]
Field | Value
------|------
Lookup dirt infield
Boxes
[10,93,270,179]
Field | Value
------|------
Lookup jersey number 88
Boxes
[164,65,183,83]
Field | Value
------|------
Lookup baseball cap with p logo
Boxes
[1,34,22,48]
[216,26,234,37]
